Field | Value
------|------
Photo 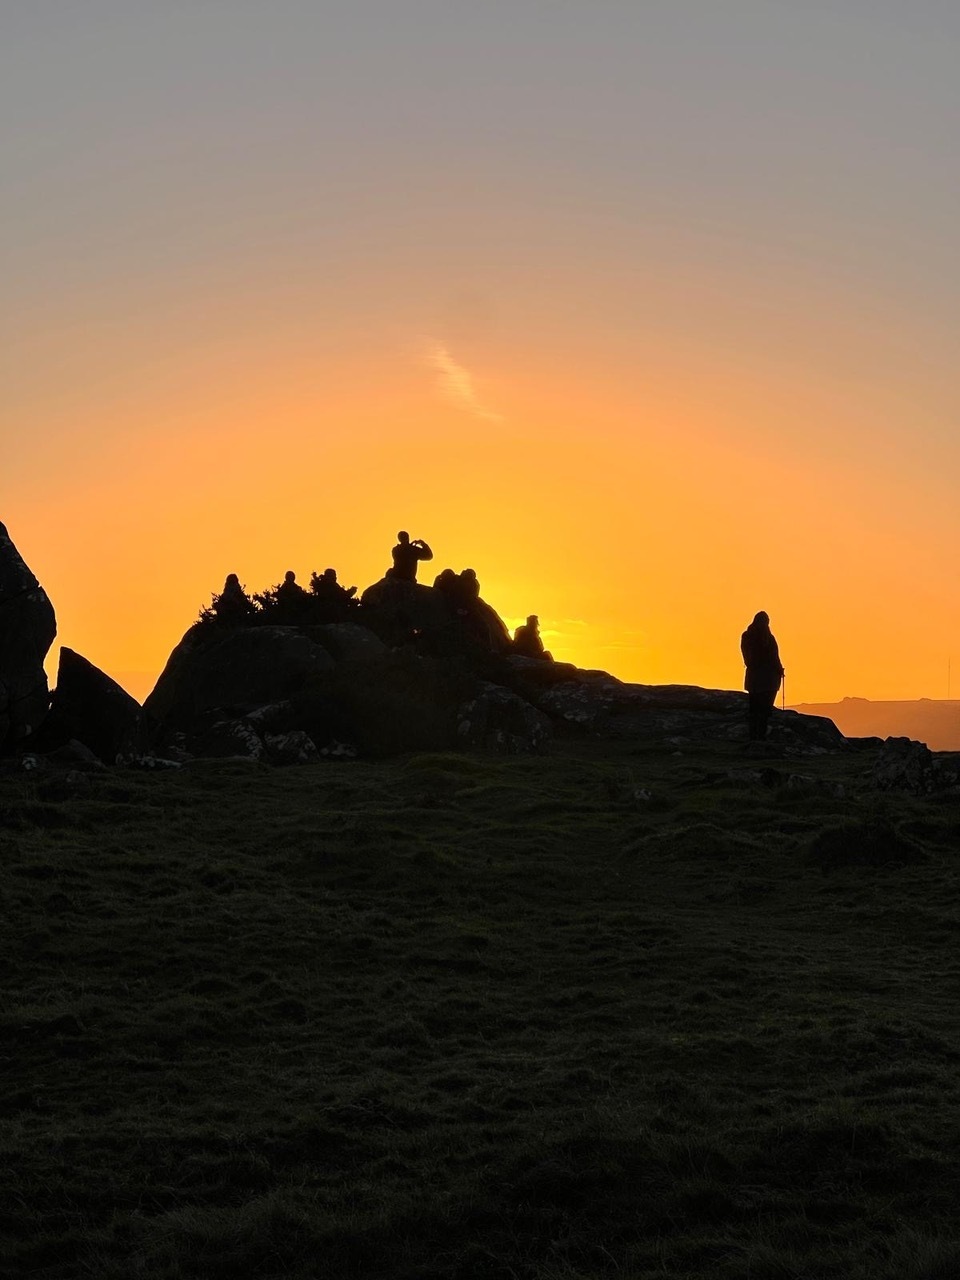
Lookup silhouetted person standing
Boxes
[391,531,433,582]
[513,615,552,661]
[740,611,784,740]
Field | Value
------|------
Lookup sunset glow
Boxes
[6,4,959,705]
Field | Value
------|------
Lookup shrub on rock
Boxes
[144,626,336,729]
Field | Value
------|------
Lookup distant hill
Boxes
[791,697,960,751]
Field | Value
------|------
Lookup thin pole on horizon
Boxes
[949,656,952,701]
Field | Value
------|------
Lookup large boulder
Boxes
[263,730,321,765]
[45,648,147,764]
[359,577,455,646]
[304,623,388,665]
[143,619,485,759]
[0,523,57,750]
[871,736,960,794]
[182,717,266,762]
[457,683,551,754]
[468,598,513,653]
[359,577,512,655]
[292,652,479,757]
[143,625,336,729]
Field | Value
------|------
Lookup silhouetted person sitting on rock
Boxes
[428,566,505,650]
[432,568,464,620]
[309,567,357,620]
[433,567,459,597]
[741,610,784,741]
[455,568,494,644]
[275,570,308,621]
[391,531,433,582]
[311,567,357,604]
[211,573,256,625]
[458,568,480,602]
[435,567,480,611]
[513,615,552,661]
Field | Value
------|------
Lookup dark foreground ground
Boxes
[4,737,960,1279]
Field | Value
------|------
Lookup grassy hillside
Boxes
[4,739,960,1279]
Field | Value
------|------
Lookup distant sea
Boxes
[791,699,960,752]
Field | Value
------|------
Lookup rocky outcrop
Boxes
[359,577,452,647]
[181,717,266,762]
[44,648,147,764]
[359,577,511,655]
[871,737,960,794]
[457,684,551,754]
[142,613,848,763]
[464,599,513,654]
[304,623,387,665]
[143,625,337,728]
[497,659,845,752]
[0,523,57,751]
[263,730,320,765]
[144,622,483,760]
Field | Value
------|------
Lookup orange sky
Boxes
[6,6,959,705]
[8,288,960,707]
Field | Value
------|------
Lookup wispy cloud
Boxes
[426,341,503,422]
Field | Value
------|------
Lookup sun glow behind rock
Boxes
[12,302,960,708]
[6,4,960,705]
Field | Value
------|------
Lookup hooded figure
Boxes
[213,573,256,624]
[740,611,784,740]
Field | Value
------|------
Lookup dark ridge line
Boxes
[0,583,49,608]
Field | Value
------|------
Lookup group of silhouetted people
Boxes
[205,530,556,666]
[382,531,554,662]
[208,565,357,626]
[433,566,478,604]
[208,531,783,741]
[275,570,355,620]
[382,533,788,731]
